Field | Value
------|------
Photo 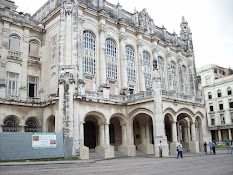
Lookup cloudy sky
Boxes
[15,0,233,69]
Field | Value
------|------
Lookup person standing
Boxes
[159,140,163,157]
[230,141,233,154]
[204,142,208,154]
[226,140,230,154]
[177,141,183,159]
[209,141,212,154]
[212,140,216,154]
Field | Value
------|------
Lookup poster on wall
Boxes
[32,132,56,149]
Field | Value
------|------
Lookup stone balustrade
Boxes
[29,55,41,62]
[7,50,23,61]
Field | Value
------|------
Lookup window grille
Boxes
[126,45,136,84]
[158,56,165,89]
[25,119,38,132]
[3,118,18,132]
[143,51,151,87]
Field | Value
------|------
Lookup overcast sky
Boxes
[14,0,233,69]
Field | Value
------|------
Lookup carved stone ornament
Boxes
[153,59,158,70]
[119,32,126,41]
[99,24,106,33]
[138,8,152,31]
[137,39,143,47]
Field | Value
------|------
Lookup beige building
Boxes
[197,65,233,142]
[0,0,211,159]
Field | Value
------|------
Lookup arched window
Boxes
[227,87,232,95]
[158,56,165,89]
[29,40,39,56]
[3,117,18,132]
[82,30,96,75]
[182,65,188,93]
[169,61,177,91]
[9,35,20,51]
[208,92,212,99]
[105,38,117,80]
[217,90,222,97]
[143,51,151,87]
[25,118,38,132]
[126,45,136,84]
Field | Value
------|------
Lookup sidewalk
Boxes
[0,149,230,166]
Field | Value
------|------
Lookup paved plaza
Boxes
[0,152,233,175]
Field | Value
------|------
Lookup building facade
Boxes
[0,0,211,159]
[197,65,233,142]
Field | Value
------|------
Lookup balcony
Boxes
[7,50,23,61]
[28,55,41,67]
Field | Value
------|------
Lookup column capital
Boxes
[119,32,126,41]
[137,39,143,47]
[99,24,106,33]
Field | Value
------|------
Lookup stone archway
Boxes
[84,121,96,149]
[47,115,55,132]
[165,114,173,143]
[109,117,122,151]
[195,116,204,152]
[132,113,154,155]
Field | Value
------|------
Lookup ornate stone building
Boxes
[0,0,211,159]
[197,65,233,142]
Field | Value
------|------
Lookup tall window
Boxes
[126,45,136,84]
[82,30,96,75]
[105,38,117,80]
[158,56,165,89]
[208,92,212,99]
[227,87,232,95]
[220,114,225,124]
[25,118,38,132]
[9,35,20,51]
[169,61,177,91]
[209,103,214,112]
[182,65,188,93]
[6,72,19,96]
[27,76,38,98]
[217,90,222,97]
[29,40,39,56]
[211,115,215,126]
[3,117,18,132]
[143,51,151,87]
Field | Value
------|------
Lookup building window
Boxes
[27,76,38,98]
[169,61,177,91]
[143,51,151,87]
[219,103,224,110]
[229,100,233,108]
[181,65,188,93]
[205,76,210,85]
[105,38,117,80]
[82,30,96,75]
[9,35,20,51]
[29,40,39,56]
[6,72,19,96]
[25,118,38,132]
[3,117,18,132]
[158,56,165,89]
[220,114,225,124]
[209,103,214,112]
[126,45,136,84]
[211,116,215,126]
[227,87,232,95]
[208,92,212,99]
[231,113,233,123]
[217,90,222,97]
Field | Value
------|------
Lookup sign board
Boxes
[32,132,56,149]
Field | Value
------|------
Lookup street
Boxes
[0,153,233,175]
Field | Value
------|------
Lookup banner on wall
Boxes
[32,132,56,149]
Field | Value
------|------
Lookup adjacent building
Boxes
[197,65,233,142]
[0,0,211,159]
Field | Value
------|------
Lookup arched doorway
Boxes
[47,115,55,132]
[109,117,122,151]
[84,121,96,149]
[165,114,173,143]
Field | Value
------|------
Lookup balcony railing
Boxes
[7,50,22,61]
[29,55,41,62]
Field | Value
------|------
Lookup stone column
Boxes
[80,122,89,159]
[119,27,128,94]
[105,123,110,146]
[228,129,232,141]
[190,121,198,153]
[145,125,150,144]
[137,36,146,92]
[121,123,127,145]
[140,125,146,145]
[218,129,222,141]
[99,23,107,87]
[170,121,179,155]
[99,123,105,146]
[187,125,191,142]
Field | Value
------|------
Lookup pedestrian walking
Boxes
[177,141,183,159]
[209,141,212,154]
[204,142,207,154]
[230,141,233,154]
[226,140,230,154]
[159,140,163,157]
[212,140,216,154]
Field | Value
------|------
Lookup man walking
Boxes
[209,141,212,154]
[226,140,230,154]
[177,141,183,159]
[159,140,163,157]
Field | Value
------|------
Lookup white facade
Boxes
[197,65,233,142]
[0,0,211,159]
